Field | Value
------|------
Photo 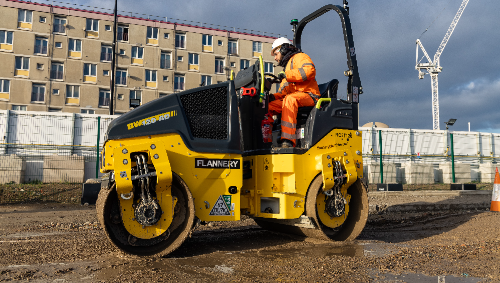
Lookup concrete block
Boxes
[0,155,25,170]
[43,155,85,170]
[42,169,84,183]
[479,164,498,183]
[439,163,471,184]
[0,171,24,183]
[401,163,434,184]
[366,163,397,183]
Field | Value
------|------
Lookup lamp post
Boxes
[445,118,456,130]
[109,0,118,115]
[445,118,457,183]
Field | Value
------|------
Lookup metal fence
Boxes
[0,111,499,203]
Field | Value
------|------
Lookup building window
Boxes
[240,59,250,70]
[188,53,199,65]
[146,70,157,83]
[53,89,59,95]
[163,76,168,82]
[161,51,171,69]
[105,25,111,31]
[84,63,97,76]
[201,75,211,86]
[230,62,236,67]
[253,41,262,53]
[203,34,212,46]
[86,18,98,32]
[177,56,183,62]
[265,62,274,73]
[117,25,129,41]
[116,69,127,85]
[174,75,184,91]
[36,63,44,70]
[159,93,168,98]
[103,70,109,76]
[0,31,13,46]
[15,56,29,71]
[228,40,237,55]
[175,33,185,48]
[50,62,64,80]
[39,16,46,23]
[0,79,10,93]
[53,17,66,33]
[99,89,110,107]
[69,39,82,52]
[48,107,62,112]
[130,90,141,106]
[215,58,224,74]
[81,109,94,114]
[218,40,223,46]
[118,94,124,100]
[55,42,62,48]
[164,33,169,39]
[101,45,112,61]
[147,26,158,39]
[131,46,144,59]
[119,49,125,55]
[18,9,32,23]
[66,85,79,98]
[12,105,27,111]
[34,37,48,55]
[31,84,45,102]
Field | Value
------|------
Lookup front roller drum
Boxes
[304,175,368,241]
[96,173,195,257]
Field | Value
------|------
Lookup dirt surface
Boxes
[0,193,499,282]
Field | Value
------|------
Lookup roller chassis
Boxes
[96,4,367,256]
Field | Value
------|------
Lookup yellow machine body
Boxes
[101,128,362,239]
[241,129,362,227]
[101,133,242,239]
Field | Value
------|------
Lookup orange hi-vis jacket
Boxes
[269,52,321,146]
[274,52,321,101]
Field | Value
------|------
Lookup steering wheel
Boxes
[265,73,281,84]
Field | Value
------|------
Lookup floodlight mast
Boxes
[415,0,469,130]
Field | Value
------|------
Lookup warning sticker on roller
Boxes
[209,195,231,216]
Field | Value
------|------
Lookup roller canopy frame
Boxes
[293,4,362,103]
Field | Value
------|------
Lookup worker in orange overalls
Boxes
[268,37,321,148]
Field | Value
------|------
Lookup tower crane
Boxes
[416,0,469,130]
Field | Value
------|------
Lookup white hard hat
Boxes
[271,37,292,55]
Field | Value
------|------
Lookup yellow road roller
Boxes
[96,3,368,256]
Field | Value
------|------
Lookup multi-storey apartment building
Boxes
[0,0,277,114]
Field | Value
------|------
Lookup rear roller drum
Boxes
[253,175,368,241]
[97,173,195,257]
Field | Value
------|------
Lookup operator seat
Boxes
[297,79,339,119]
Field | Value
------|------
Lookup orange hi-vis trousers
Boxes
[268,91,315,146]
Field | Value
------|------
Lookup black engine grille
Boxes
[180,86,228,140]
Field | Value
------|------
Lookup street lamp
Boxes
[444,118,457,130]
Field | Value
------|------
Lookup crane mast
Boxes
[415,0,469,130]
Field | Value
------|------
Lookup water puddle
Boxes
[258,242,396,258]
[370,271,483,283]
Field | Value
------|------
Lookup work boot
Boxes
[280,139,293,148]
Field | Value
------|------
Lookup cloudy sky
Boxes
[46,0,500,132]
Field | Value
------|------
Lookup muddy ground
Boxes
[0,192,498,282]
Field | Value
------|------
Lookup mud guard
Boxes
[112,141,174,239]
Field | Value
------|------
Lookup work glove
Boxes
[277,71,286,81]
[269,93,275,102]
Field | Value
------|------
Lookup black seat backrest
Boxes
[317,79,339,99]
